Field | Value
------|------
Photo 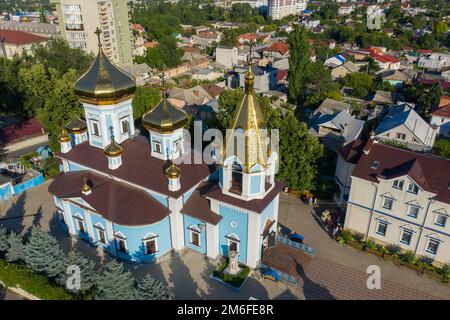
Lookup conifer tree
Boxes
[60,249,97,294]
[96,260,135,300]
[0,226,9,253]
[135,274,170,300]
[24,226,66,278]
[5,232,25,263]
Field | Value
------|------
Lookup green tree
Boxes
[96,260,135,300]
[287,26,311,104]
[60,249,97,294]
[344,72,374,98]
[6,232,25,263]
[433,139,450,159]
[0,226,10,253]
[135,274,170,300]
[25,226,66,279]
[132,87,162,122]
[433,21,448,34]
[418,82,442,118]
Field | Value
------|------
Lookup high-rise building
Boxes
[51,0,133,67]
[268,0,307,20]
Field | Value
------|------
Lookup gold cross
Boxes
[95,27,102,46]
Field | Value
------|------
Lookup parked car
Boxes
[260,268,281,282]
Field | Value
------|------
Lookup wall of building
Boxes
[218,204,249,264]
[183,214,207,255]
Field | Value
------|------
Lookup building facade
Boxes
[51,0,133,66]
[268,0,307,20]
[49,33,283,268]
[344,139,450,266]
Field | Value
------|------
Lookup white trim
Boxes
[425,237,440,255]
[189,228,201,247]
[143,237,159,254]
[227,237,240,254]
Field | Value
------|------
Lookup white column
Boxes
[84,209,95,242]
[206,222,219,260]
[168,197,185,251]
[273,194,280,224]
[62,200,76,235]
[105,220,117,255]
[247,211,261,269]
[62,160,70,173]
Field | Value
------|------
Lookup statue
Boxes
[225,250,241,275]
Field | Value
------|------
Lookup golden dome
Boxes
[58,128,71,143]
[165,162,181,179]
[142,94,189,133]
[74,28,136,105]
[104,133,123,158]
[65,117,87,134]
[82,178,91,194]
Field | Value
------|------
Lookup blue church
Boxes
[49,30,283,268]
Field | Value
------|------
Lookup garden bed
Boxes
[211,258,251,290]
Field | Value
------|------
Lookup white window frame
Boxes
[115,232,128,254]
[152,140,162,153]
[392,179,404,190]
[91,120,101,137]
[73,214,85,233]
[120,117,129,135]
[425,238,440,255]
[407,182,419,194]
[434,213,447,227]
[407,205,420,218]
[400,229,413,245]
[190,229,201,247]
[143,235,159,255]
[94,223,107,245]
[226,233,240,253]
[376,220,388,236]
[382,197,394,210]
[396,132,406,140]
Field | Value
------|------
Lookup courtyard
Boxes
[0,181,449,300]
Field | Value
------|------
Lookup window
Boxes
[400,229,413,245]
[407,205,420,218]
[94,225,106,245]
[74,216,85,233]
[396,133,406,140]
[371,160,379,169]
[191,230,200,247]
[117,238,127,253]
[91,120,100,136]
[426,238,439,255]
[434,214,447,227]
[120,118,129,134]
[174,139,181,153]
[376,221,388,236]
[382,197,393,210]
[392,180,404,190]
[407,183,419,194]
[152,141,162,153]
[145,239,157,255]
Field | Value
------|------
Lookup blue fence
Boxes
[258,262,299,285]
[12,173,44,195]
[276,235,315,255]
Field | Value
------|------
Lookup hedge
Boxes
[0,259,73,300]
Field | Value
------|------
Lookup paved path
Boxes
[1,182,449,300]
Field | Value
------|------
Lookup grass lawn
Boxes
[212,258,251,288]
[0,259,73,300]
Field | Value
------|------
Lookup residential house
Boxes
[372,53,401,72]
[418,53,450,71]
[345,139,450,266]
[379,69,409,88]
[309,109,365,151]
[338,5,354,16]
[0,118,48,156]
[370,90,395,106]
[430,96,450,137]
[0,29,47,58]
[324,54,347,68]
[228,64,278,93]
[331,60,360,80]
[122,63,152,86]
[374,104,437,152]
[263,42,289,61]
[215,45,238,69]
[168,86,214,119]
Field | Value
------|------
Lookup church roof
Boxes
[55,135,212,198]
[224,62,269,173]
[142,95,189,133]
[181,183,223,225]
[65,118,87,134]
[74,28,136,105]
[49,171,171,226]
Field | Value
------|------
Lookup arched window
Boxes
[143,233,159,255]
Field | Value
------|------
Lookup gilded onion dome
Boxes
[224,59,268,173]
[82,178,91,194]
[74,28,136,105]
[65,117,87,134]
[57,128,71,143]
[104,130,123,158]
[165,162,181,179]
[142,92,189,133]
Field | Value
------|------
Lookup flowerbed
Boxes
[212,258,251,289]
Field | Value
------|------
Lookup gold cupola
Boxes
[142,90,189,133]
[224,54,268,173]
[57,128,71,143]
[74,28,136,105]
[65,117,87,134]
[165,162,181,179]
[104,136,123,158]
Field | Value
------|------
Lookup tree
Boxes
[287,26,311,104]
[307,62,338,94]
[96,260,135,300]
[433,139,450,159]
[418,82,442,118]
[25,226,66,279]
[0,226,10,253]
[5,232,25,263]
[433,21,448,34]
[135,274,170,300]
[60,249,97,294]
[344,72,374,98]
[132,87,162,123]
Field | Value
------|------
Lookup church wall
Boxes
[148,190,169,207]
[112,216,172,262]
[250,175,261,194]
[260,196,276,234]
[89,212,111,250]
[68,202,91,241]
[183,186,197,204]
[218,204,249,265]
[183,215,207,255]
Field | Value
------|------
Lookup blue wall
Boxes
[183,215,206,254]
[0,183,12,201]
[68,162,86,172]
[113,217,172,262]
[148,191,168,207]
[12,174,44,195]
[250,175,261,194]
[260,197,276,233]
[68,202,91,241]
[218,204,249,264]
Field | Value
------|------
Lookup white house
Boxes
[418,53,450,71]
[431,98,450,138]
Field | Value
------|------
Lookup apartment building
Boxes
[268,0,307,20]
[344,140,450,266]
[51,0,133,67]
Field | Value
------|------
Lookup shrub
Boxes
[364,239,378,250]
[212,258,251,288]
[338,230,354,244]
[441,264,450,281]
[378,246,388,256]
[401,250,416,264]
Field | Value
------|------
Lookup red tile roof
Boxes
[439,96,450,108]
[372,53,400,64]
[49,171,171,226]
[0,118,44,146]
[265,42,289,55]
[338,139,366,164]
[277,69,288,82]
[0,30,47,45]
[432,104,450,118]
[417,49,433,55]
[352,141,450,204]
